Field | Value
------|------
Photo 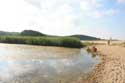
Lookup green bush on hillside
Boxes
[21,30,45,36]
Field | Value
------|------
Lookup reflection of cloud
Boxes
[61,59,73,66]
[0,52,100,82]
[8,63,33,76]
[48,59,74,74]
[0,61,32,80]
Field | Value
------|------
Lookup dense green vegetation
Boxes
[21,30,45,36]
[0,30,101,48]
[0,36,83,48]
[82,42,95,46]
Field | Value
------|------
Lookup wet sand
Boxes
[84,45,125,83]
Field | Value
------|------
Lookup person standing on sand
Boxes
[107,40,110,45]
[107,38,112,45]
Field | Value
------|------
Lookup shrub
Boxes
[60,37,82,48]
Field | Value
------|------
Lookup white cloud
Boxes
[0,0,120,38]
[32,14,76,35]
[25,0,42,8]
[92,9,118,18]
[117,0,125,3]
[79,0,118,18]
[105,9,118,15]
[0,0,77,35]
[0,0,41,31]
[80,0,102,11]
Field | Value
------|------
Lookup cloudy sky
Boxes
[0,0,125,39]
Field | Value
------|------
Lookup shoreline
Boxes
[83,45,125,83]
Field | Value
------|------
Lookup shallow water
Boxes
[0,43,100,83]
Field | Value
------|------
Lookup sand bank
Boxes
[83,45,125,83]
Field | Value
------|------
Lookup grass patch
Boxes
[0,36,83,48]
[82,42,95,46]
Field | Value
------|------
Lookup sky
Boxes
[0,0,125,40]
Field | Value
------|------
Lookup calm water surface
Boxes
[0,43,100,83]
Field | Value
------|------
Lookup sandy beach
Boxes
[82,42,125,83]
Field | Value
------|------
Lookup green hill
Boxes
[70,35,100,40]
[0,31,19,36]
[20,30,45,36]
[0,30,100,40]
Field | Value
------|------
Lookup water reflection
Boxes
[0,43,100,83]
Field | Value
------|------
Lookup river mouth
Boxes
[0,43,100,83]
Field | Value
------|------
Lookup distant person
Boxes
[107,40,110,45]
[107,38,112,45]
